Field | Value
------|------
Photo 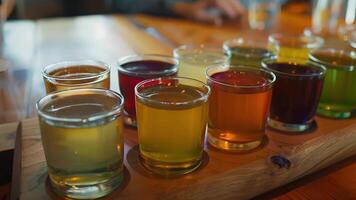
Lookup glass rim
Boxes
[36,88,124,123]
[173,44,228,62]
[117,54,178,77]
[309,48,356,70]
[223,38,273,58]
[261,56,327,77]
[42,60,110,81]
[268,33,324,49]
[206,64,276,89]
[135,77,211,106]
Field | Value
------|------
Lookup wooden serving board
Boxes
[6,116,356,200]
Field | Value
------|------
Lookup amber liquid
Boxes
[39,92,123,199]
[44,65,110,93]
[208,70,272,151]
[136,84,208,175]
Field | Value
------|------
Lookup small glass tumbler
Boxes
[207,65,275,152]
[223,37,275,67]
[174,44,229,83]
[42,60,110,93]
[309,48,356,118]
[268,34,324,62]
[248,0,281,30]
[262,57,326,132]
[117,54,178,127]
[36,89,124,199]
[135,77,210,176]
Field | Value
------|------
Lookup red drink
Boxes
[117,55,178,126]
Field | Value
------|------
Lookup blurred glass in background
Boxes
[248,0,282,30]
[312,0,356,35]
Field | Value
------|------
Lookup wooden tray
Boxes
[8,116,356,200]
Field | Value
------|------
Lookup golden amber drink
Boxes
[36,89,124,199]
[42,60,110,93]
[268,34,323,62]
[135,77,210,175]
[207,65,275,151]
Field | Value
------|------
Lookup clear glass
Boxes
[309,48,356,118]
[312,0,348,35]
[174,44,229,83]
[135,77,210,176]
[262,57,326,132]
[248,0,281,30]
[117,54,178,127]
[206,65,275,151]
[223,37,274,67]
[268,34,324,62]
[42,60,110,93]
[350,31,356,48]
[36,89,124,199]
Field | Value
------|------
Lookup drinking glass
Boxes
[36,89,124,199]
[309,48,356,118]
[117,54,178,126]
[248,0,281,30]
[42,60,110,93]
[223,37,274,67]
[268,34,324,62]
[174,44,229,83]
[135,77,210,176]
[207,65,275,151]
[262,57,326,132]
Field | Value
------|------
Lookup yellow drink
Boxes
[135,78,210,175]
[268,34,323,63]
[37,89,124,199]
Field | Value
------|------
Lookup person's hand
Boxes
[172,0,245,25]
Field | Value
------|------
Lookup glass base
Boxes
[268,118,311,132]
[49,173,123,199]
[207,132,263,152]
[317,107,352,119]
[139,154,202,176]
[124,115,137,127]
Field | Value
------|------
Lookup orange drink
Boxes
[207,65,275,151]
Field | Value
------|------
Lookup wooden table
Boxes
[0,12,355,200]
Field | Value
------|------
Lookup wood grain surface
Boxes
[11,114,356,200]
[0,10,355,200]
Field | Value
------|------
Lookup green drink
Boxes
[309,49,356,118]
[223,38,274,67]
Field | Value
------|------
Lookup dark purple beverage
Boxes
[262,59,325,132]
[117,55,178,126]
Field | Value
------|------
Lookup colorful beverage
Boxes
[117,55,178,126]
[262,58,326,132]
[310,49,356,118]
[42,60,110,93]
[207,66,275,151]
[174,45,228,82]
[36,89,124,199]
[268,34,324,62]
[135,77,210,176]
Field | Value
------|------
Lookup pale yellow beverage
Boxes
[174,45,228,82]
[37,89,124,199]
[135,77,210,176]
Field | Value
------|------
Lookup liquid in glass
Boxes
[207,66,274,151]
[135,78,210,176]
[37,89,124,199]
